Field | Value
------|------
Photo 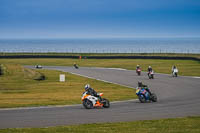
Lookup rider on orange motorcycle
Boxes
[84,84,100,97]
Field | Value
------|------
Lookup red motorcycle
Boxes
[136,68,141,76]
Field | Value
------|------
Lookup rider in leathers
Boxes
[136,65,140,70]
[147,66,153,77]
[137,81,152,95]
[84,84,101,101]
[172,65,177,74]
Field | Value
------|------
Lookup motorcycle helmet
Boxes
[173,65,176,69]
[138,81,142,87]
[85,84,90,91]
[148,66,151,68]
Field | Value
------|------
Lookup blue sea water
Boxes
[0,38,200,53]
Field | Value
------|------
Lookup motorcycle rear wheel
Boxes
[102,98,110,108]
[151,93,157,102]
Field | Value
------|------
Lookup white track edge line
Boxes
[0,99,138,111]
[69,72,135,89]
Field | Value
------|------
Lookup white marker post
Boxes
[60,74,65,82]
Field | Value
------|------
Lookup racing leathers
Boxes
[85,88,102,101]
[137,84,152,96]
[86,88,98,96]
[147,67,153,76]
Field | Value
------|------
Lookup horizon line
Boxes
[0,36,200,40]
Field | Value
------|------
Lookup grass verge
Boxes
[0,64,135,108]
[0,116,199,133]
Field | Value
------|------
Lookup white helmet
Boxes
[149,66,151,68]
[85,84,90,91]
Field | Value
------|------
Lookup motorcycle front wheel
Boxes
[151,93,157,102]
[83,99,93,109]
[175,73,177,77]
[137,72,141,76]
[139,95,146,103]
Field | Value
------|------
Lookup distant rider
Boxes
[172,65,177,73]
[136,65,142,75]
[147,66,153,76]
[136,81,152,95]
[136,65,140,69]
[136,65,141,70]
[73,62,78,69]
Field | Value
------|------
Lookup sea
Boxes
[0,38,200,53]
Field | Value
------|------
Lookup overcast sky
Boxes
[0,0,200,38]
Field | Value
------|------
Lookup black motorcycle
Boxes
[74,64,79,69]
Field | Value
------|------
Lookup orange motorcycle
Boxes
[81,92,110,109]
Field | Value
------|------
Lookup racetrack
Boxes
[0,66,200,129]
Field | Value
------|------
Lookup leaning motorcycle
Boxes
[136,88,157,103]
[74,64,79,69]
[81,92,110,109]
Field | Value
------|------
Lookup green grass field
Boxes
[0,58,200,76]
[1,116,199,133]
[0,64,135,108]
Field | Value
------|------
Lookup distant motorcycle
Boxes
[148,70,154,79]
[73,64,79,69]
[81,92,110,109]
[136,88,157,103]
[172,68,178,77]
[136,68,141,76]
[35,65,42,69]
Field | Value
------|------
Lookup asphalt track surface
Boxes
[0,66,200,129]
